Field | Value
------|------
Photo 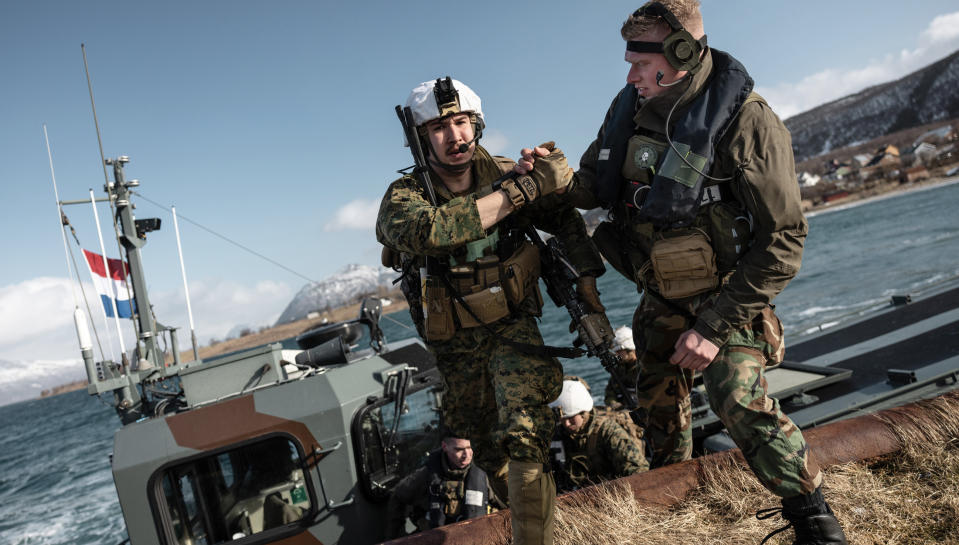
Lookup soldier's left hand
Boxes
[670,329,719,371]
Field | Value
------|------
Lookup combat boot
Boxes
[757,487,847,545]
[507,460,555,545]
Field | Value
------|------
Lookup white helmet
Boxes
[613,326,635,352]
[406,77,485,129]
[550,379,594,418]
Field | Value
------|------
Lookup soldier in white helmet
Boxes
[605,325,640,409]
[377,77,610,545]
[550,378,648,492]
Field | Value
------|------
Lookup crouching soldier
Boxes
[549,378,649,492]
[385,436,504,538]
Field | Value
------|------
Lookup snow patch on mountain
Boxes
[275,264,399,325]
[786,49,959,162]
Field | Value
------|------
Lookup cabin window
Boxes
[353,376,443,501]
[156,436,314,544]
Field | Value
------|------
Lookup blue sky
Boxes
[2,0,959,381]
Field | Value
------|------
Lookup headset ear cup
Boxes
[663,29,701,72]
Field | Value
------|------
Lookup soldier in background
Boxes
[377,77,608,545]
[385,436,503,538]
[517,2,847,542]
[604,325,639,409]
[549,378,648,492]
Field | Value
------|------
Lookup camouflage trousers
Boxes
[632,295,823,498]
[431,314,563,476]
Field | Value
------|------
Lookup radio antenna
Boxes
[81,44,139,348]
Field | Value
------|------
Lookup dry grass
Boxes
[553,394,959,545]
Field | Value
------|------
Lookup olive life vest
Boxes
[425,449,490,527]
[594,49,754,229]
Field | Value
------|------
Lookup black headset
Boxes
[626,2,707,74]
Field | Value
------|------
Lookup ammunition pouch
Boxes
[501,241,543,313]
[423,279,456,342]
[649,229,719,299]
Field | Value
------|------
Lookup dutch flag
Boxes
[83,249,135,318]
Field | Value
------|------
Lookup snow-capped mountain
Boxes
[274,264,399,325]
[786,49,959,162]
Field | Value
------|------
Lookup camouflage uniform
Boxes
[567,49,822,498]
[376,146,605,477]
[552,408,649,492]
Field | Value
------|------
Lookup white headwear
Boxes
[613,326,635,352]
[549,379,594,417]
[405,78,484,127]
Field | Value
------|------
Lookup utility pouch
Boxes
[649,229,718,299]
[501,242,541,306]
[706,201,752,272]
[621,134,668,184]
[380,245,401,269]
[453,286,511,328]
[423,280,456,342]
[450,265,476,295]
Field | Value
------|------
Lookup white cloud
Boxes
[757,10,959,119]
[0,275,294,393]
[323,198,381,231]
[921,12,959,44]
[480,128,509,156]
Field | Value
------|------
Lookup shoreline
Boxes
[804,175,959,217]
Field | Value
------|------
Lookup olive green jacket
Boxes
[376,145,605,278]
[568,49,808,346]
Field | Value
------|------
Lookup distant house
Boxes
[798,172,821,187]
[822,190,850,203]
[913,125,956,147]
[911,142,937,165]
[865,144,900,168]
[900,165,929,184]
[852,154,872,167]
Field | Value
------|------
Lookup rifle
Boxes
[519,220,639,410]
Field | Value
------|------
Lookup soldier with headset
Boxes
[517,2,847,543]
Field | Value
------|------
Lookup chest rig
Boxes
[414,151,547,342]
[591,50,757,300]
[425,450,489,527]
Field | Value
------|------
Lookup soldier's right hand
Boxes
[501,142,574,208]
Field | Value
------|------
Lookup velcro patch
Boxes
[465,489,484,506]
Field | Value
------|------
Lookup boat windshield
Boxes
[156,435,314,544]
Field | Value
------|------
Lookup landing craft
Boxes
[67,158,445,544]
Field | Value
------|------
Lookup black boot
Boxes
[757,488,847,545]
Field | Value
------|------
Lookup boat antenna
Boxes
[81,43,139,339]
[172,205,200,360]
[91,188,128,367]
[44,123,108,363]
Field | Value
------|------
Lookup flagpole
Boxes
[45,124,109,367]
[171,206,200,360]
[90,188,128,367]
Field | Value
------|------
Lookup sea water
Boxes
[1,179,957,544]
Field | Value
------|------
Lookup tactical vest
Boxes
[425,449,490,527]
[415,149,546,341]
[590,50,764,301]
